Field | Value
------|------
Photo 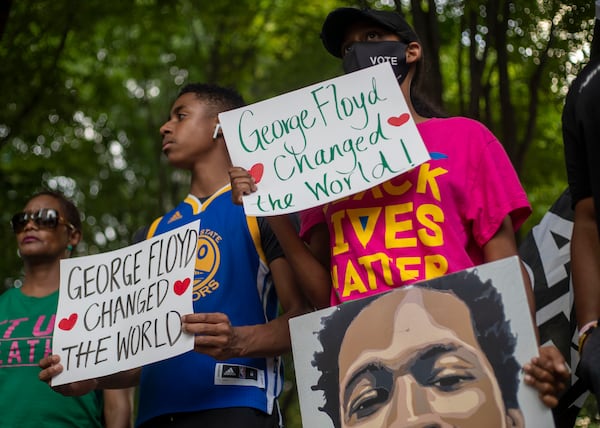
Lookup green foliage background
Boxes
[1,0,598,426]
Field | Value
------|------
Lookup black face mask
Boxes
[342,41,410,84]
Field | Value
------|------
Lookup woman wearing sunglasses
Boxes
[0,190,133,427]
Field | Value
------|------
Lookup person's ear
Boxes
[68,229,82,249]
[505,408,525,428]
[405,41,421,64]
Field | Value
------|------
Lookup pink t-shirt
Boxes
[300,117,531,306]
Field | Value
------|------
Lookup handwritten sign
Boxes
[51,221,199,385]
[219,62,430,216]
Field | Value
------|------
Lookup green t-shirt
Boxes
[0,287,103,427]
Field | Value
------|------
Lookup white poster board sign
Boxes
[52,221,198,385]
[219,62,430,216]
[290,256,555,427]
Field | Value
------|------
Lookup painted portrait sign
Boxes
[219,62,430,216]
[51,221,198,385]
[289,256,555,427]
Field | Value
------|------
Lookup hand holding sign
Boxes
[229,167,258,206]
[181,312,240,361]
[39,354,99,396]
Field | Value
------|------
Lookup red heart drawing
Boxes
[387,113,411,127]
[58,313,78,331]
[249,163,264,184]
[174,278,191,295]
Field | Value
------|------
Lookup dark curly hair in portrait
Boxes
[311,269,521,427]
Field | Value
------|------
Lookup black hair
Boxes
[29,190,82,232]
[312,269,520,427]
[177,83,245,116]
[398,24,447,119]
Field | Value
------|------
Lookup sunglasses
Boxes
[10,208,75,234]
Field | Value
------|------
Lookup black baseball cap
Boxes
[321,7,419,58]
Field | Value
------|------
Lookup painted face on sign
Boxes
[337,288,523,427]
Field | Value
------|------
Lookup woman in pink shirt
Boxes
[230,6,568,409]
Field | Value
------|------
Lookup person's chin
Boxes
[163,153,188,168]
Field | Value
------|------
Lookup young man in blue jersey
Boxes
[40,83,308,428]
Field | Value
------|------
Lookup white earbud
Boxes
[213,123,222,139]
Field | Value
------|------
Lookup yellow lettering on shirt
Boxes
[416,163,448,201]
[342,261,368,297]
[382,177,412,196]
[416,204,445,247]
[331,210,349,256]
[333,254,450,298]
[395,256,421,281]
[347,207,381,249]
[331,265,340,294]
[424,254,448,279]
[327,162,451,294]
[348,184,385,202]
[357,252,392,289]
[384,203,417,248]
